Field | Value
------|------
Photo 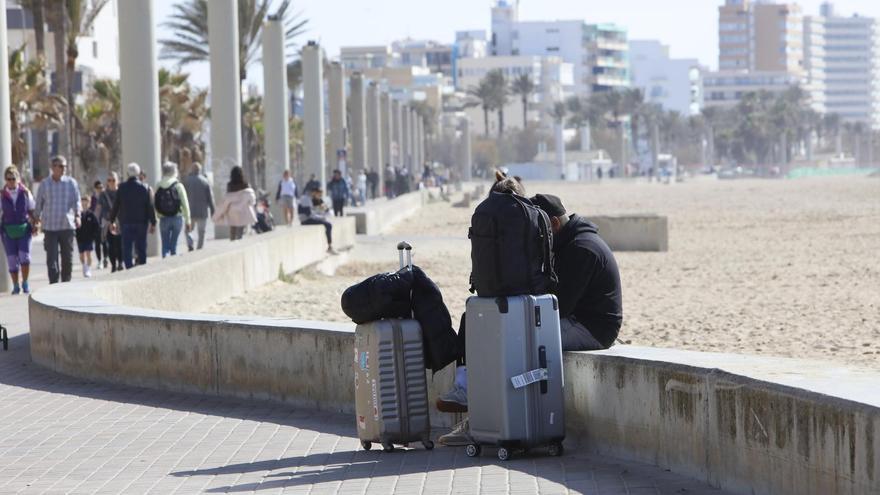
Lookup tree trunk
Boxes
[50,1,72,164]
[483,107,489,138]
[497,108,504,138]
[32,0,50,181]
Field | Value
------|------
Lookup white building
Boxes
[629,40,704,116]
[803,15,828,114]
[703,71,808,108]
[489,1,628,96]
[819,3,880,128]
[456,55,573,133]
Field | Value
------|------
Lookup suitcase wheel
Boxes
[497,447,511,461]
[361,441,372,451]
[382,442,394,453]
[422,440,434,450]
[465,443,481,458]
[548,442,564,457]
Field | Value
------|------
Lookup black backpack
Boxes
[155,181,181,216]
[469,191,557,296]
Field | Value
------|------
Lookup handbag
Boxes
[2,223,29,240]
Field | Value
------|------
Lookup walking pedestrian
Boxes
[182,163,214,251]
[275,169,297,226]
[1,166,37,294]
[327,169,349,217]
[110,163,156,269]
[90,180,104,270]
[384,164,395,199]
[356,170,367,205]
[96,172,122,271]
[34,156,81,284]
[155,162,191,257]
[212,166,256,241]
[76,196,100,278]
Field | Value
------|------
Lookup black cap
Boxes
[530,194,566,218]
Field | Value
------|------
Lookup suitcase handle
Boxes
[397,241,413,269]
[538,346,548,394]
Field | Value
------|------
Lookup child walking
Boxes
[76,196,101,278]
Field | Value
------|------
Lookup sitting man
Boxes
[437,191,622,446]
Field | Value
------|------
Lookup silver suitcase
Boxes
[353,242,434,452]
[465,294,565,461]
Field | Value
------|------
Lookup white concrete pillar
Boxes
[262,17,289,219]
[391,99,402,168]
[349,73,367,174]
[401,105,410,169]
[580,126,591,152]
[366,82,383,181]
[119,0,161,255]
[418,115,426,167]
[461,117,473,181]
[555,122,566,180]
[410,107,420,170]
[380,92,392,187]
[0,0,12,290]
[302,42,326,188]
[327,62,347,176]
[208,0,242,240]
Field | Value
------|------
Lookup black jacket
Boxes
[553,214,622,348]
[110,177,156,226]
[76,210,101,244]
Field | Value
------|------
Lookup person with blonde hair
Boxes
[1,166,38,294]
[154,161,191,257]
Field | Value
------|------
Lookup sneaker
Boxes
[436,384,468,413]
[11,284,20,295]
[438,418,472,447]
[327,247,338,255]
[83,265,92,278]
[21,281,29,294]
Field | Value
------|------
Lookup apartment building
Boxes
[490,1,628,96]
[629,40,704,115]
[718,0,804,74]
[819,3,880,128]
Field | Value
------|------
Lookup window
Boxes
[546,46,559,52]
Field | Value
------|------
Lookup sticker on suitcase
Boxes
[510,368,549,389]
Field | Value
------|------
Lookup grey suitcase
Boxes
[465,294,565,461]
[353,242,434,452]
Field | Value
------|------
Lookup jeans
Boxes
[331,198,344,217]
[43,229,75,284]
[302,218,332,246]
[186,217,208,250]
[121,223,148,269]
[159,215,184,257]
[559,317,604,351]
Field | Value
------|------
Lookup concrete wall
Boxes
[590,215,668,252]
[28,203,879,494]
[345,189,430,235]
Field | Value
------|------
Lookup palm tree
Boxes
[510,73,535,128]
[19,0,50,178]
[160,0,308,81]
[823,113,842,156]
[45,0,71,161]
[467,78,494,138]
[158,70,208,175]
[486,69,508,137]
[7,47,66,171]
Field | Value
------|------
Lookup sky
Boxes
[154,0,880,91]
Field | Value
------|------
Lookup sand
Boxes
[206,176,880,370]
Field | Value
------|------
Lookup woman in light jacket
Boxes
[212,166,256,241]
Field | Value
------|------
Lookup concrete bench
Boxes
[589,214,669,252]
[345,189,429,235]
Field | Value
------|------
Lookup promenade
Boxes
[0,234,730,494]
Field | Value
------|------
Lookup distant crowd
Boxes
[1,156,456,293]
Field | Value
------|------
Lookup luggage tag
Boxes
[510,368,549,389]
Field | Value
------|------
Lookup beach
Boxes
[207,175,880,370]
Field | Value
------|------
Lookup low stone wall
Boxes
[29,212,878,495]
[345,189,429,235]
[590,215,668,252]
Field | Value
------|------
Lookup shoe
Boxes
[436,384,468,413]
[327,247,338,255]
[438,418,472,447]
[11,284,20,295]
[21,281,29,294]
[103,259,108,269]
[83,265,92,278]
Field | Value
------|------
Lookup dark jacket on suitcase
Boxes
[553,215,622,348]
